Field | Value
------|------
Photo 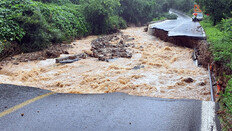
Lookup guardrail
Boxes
[208,64,215,102]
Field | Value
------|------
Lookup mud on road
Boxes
[0,27,211,101]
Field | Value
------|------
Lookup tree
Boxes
[197,0,232,25]
[79,0,121,34]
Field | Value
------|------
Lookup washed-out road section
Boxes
[149,9,206,39]
[0,9,218,130]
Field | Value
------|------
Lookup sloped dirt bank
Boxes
[153,28,199,48]
[0,42,21,61]
[0,44,71,66]
[153,28,212,68]
[196,40,212,68]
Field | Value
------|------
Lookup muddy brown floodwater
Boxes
[0,27,211,101]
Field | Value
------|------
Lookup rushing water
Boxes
[0,27,211,101]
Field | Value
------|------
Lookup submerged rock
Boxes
[91,33,133,61]
[183,78,194,83]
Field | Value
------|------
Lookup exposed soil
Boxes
[0,44,71,66]
[0,42,21,61]
[152,28,213,68]
[153,28,200,48]
[196,40,212,68]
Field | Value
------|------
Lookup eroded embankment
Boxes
[153,28,212,67]
[154,28,200,48]
[0,27,211,101]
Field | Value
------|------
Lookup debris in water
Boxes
[91,33,133,61]
[64,51,69,54]
[183,78,194,83]
[13,62,19,65]
[83,50,93,57]
[0,27,211,101]
[132,65,145,70]
[199,82,206,86]
[0,44,71,65]
[55,53,88,64]
[45,50,60,58]
[21,113,24,116]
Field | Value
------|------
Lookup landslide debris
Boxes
[56,33,135,64]
[0,44,71,66]
[91,33,134,61]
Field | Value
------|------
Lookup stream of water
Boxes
[0,27,211,101]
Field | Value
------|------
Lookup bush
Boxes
[38,3,89,41]
[0,1,26,42]
[0,0,89,52]
[223,79,232,114]
[0,0,195,54]
[152,13,177,22]
[0,40,11,54]
[120,0,159,25]
[79,0,121,34]
[153,17,167,22]
[201,17,232,130]
[164,13,178,19]
[104,15,127,33]
[220,78,232,129]
[33,0,71,5]
[200,17,232,70]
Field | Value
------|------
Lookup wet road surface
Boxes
[149,9,206,39]
[0,84,219,130]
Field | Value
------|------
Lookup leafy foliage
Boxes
[201,17,232,70]
[201,15,232,130]
[119,0,159,25]
[0,40,11,54]
[119,0,192,25]
[0,0,194,54]
[152,13,178,22]
[155,0,194,13]
[223,79,232,114]
[197,0,232,25]
[0,1,26,42]
[79,0,124,34]
[0,0,89,52]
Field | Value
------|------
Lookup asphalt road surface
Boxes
[0,84,219,131]
[149,9,206,39]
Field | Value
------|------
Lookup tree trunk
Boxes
[213,18,216,26]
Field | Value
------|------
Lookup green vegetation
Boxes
[0,0,89,52]
[199,0,232,128]
[197,0,232,25]
[220,79,232,130]
[79,0,126,34]
[197,0,231,129]
[0,0,194,56]
[153,13,178,22]
[201,17,232,71]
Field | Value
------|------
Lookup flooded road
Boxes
[0,27,211,101]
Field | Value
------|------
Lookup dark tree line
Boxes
[197,0,232,25]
